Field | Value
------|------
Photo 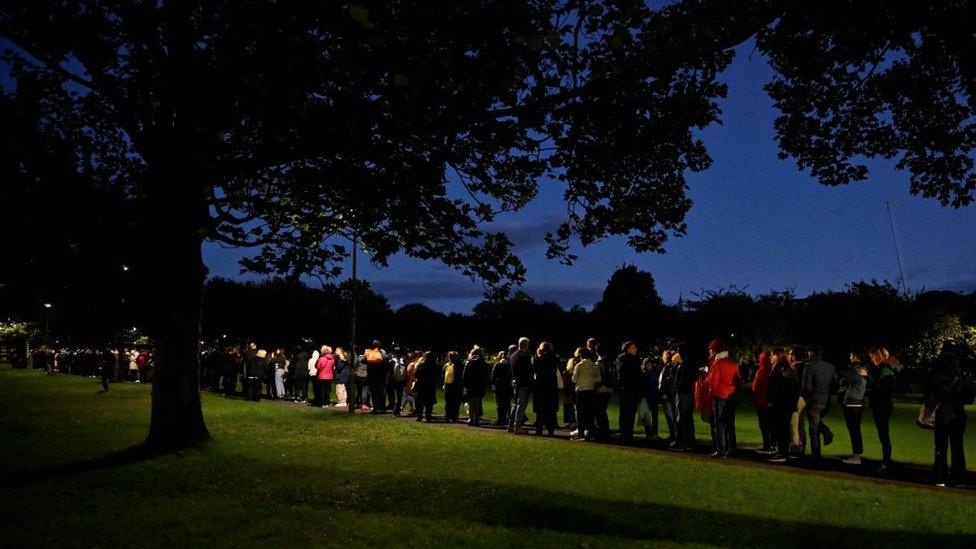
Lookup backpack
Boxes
[392,358,406,381]
[365,348,384,365]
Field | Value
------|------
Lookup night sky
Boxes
[206,40,976,312]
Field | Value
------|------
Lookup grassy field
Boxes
[2,367,975,548]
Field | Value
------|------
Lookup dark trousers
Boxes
[595,391,611,439]
[757,406,774,450]
[444,386,463,421]
[773,405,793,455]
[843,405,864,455]
[321,380,332,405]
[355,377,369,407]
[101,374,110,391]
[418,399,434,421]
[644,394,660,438]
[618,390,641,440]
[712,397,737,456]
[873,408,893,464]
[934,409,967,485]
[563,388,577,425]
[312,379,322,406]
[660,397,677,441]
[676,393,695,448]
[222,374,237,395]
[807,404,830,460]
[345,382,357,413]
[494,391,511,424]
[388,380,405,413]
[576,390,596,437]
[245,377,262,401]
[367,375,387,412]
[535,400,557,434]
[294,377,308,401]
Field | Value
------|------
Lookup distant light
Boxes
[43,303,52,309]
[122,265,129,271]
[222,334,227,339]
[131,327,137,332]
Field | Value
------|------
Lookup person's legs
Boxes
[726,396,738,453]
[596,392,611,439]
[773,406,792,456]
[648,396,659,438]
[661,397,677,442]
[843,406,864,455]
[512,387,530,430]
[346,382,357,413]
[807,405,825,461]
[322,381,332,405]
[496,392,510,425]
[934,422,950,485]
[873,408,893,465]
[757,407,772,450]
[394,381,405,415]
[676,394,695,449]
[101,375,109,392]
[949,415,967,485]
[712,398,727,456]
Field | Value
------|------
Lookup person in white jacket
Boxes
[307,350,319,406]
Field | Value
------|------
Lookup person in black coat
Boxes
[242,343,263,401]
[462,347,489,426]
[443,351,464,423]
[291,349,309,402]
[413,351,437,422]
[615,341,643,441]
[508,338,534,432]
[490,351,513,426]
[766,348,799,462]
[924,342,972,487]
[532,342,560,436]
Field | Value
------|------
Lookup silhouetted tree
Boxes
[591,265,664,346]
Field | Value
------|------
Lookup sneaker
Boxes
[569,429,580,437]
[936,483,946,488]
[757,449,776,455]
[768,455,788,463]
[709,452,722,458]
[842,456,862,465]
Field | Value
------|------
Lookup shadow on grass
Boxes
[1,444,159,488]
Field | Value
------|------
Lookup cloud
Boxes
[486,212,565,250]
[370,275,603,310]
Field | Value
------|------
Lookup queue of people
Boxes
[34,335,974,489]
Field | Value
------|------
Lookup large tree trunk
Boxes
[142,170,211,451]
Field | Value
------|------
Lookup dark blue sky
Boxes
[206,40,976,312]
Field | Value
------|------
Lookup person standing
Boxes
[98,349,112,392]
[532,341,560,436]
[307,349,320,406]
[801,348,837,465]
[490,351,512,426]
[593,343,614,440]
[707,339,740,458]
[839,352,868,465]
[615,341,643,442]
[641,355,663,441]
[508,338,533,433]
[752,350,775,453]
[243,343,262,401]
[788,346,807,453]
[291,348,309,402]
[657,351,678,444]
[924,342,972,487]
[572,347,601,441]
[413,351,437,422]
[462,347,489,426]
[388,352,407,416]
[867,346,901,473]
[364,341,388,413]
[353,355,370,410]
[767,348,799,463]
[403,351,420,416]
[316,346,336,407]
[442,351,464,423]
[334,347,351,408]
[672,351,696,451]
[272,347,287,400]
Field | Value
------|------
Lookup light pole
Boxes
[43,303,52,346]
[350,233,358,362]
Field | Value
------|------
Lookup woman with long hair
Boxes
[533,341,560,436]
[413,351,437,422]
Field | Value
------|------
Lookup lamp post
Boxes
[43,303,52,346]
[350,233,358,362]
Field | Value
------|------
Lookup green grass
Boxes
[1,367,974,548]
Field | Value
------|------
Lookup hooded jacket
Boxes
[752,352,772,407]
[708,353,741,400]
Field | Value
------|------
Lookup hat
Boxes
[708,339,729,353]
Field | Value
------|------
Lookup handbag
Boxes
[916,405,936,430]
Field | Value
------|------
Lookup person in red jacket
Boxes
[753,351,775,453]
[707,339,741,457]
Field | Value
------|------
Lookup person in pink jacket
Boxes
[315,346,336,407]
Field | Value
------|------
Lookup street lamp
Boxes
[42,303,52,346]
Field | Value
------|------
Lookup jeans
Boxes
[367,373,387,412]
[873,407,893,464]
[676,393,695,448]
[806,404,830,460]
[842,405,864,455]
[660,396,677,441]
[467,396,484,423]
[712,397,737,456]
[510,387,531,430]
[643,394,660,438]
[388,380,405,414]
[792,397,806,450]
[934,407,967,485]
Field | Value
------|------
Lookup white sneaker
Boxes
[842,456,862,465]
[570,429,579,436]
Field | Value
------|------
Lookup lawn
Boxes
[1,366,974,548]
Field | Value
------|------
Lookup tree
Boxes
[4,0,974,450]
[592,265,664,344]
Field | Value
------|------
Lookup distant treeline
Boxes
[199,267,976,371]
